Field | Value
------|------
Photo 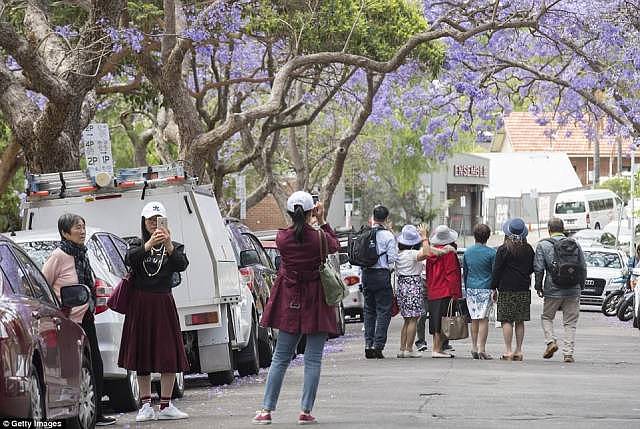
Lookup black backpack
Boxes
[544,237,583,288]
[347,225,385,268]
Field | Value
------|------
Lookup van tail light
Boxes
[586,213,590,225]
[94,278,114,315]
[185,311,219,326]
[343,275,360,286]
[240,267,255,292]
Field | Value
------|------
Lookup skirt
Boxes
[428,297,451,335]
[466,289,493,320]
[497,290,531,323]
[118,288,189,373]
[396,275,425,318]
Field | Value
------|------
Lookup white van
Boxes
[20,164,264,395]
[553,189,622,232]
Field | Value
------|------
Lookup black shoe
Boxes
[374,349,385,359]
[416,344,429,352]
[96,416,117,426]
[443,343,455,352]
[365,348,376,359]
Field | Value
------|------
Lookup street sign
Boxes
[236,175,246,219]
[82,123,113,186]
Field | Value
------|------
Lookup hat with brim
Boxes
[141,201,167,219]
[502,218,528,239]
[286,191,315,212]
[430,225,459,245]
[398,225,422,246]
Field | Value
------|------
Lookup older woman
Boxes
[253,192,340,425]
[42,214,116,426]
[491,218,535,361]
[463,224,496,360]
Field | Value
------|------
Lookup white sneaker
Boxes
[136,403,156,422]
[157,404,189,420]
[396,351,407,358]
[406,350,423,358]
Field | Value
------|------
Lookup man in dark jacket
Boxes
[534,218,586,363]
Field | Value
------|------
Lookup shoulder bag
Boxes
[441,298,469,340]
[107,271,133,315]
[318,230,349,306]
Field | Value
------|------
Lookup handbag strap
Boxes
[317,229,328,266]
[446,298,454,317]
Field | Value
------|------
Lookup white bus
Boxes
[553,189,622,232]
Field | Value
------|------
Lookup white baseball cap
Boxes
[141,201,167,219]
[286,191,315,212]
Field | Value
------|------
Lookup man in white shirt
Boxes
[363,206,398,359]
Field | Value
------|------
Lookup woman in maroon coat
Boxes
[253,191,339,426]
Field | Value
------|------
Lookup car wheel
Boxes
[108,370,140,412]
[207,370,235,386]
[237,321,260,377]
[617,295,635,321]
[602,291,624,317]
[28,363,45,421]
[258,326,275,368]
[68,354,97,429]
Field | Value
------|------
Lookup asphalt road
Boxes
[107,297,640,429]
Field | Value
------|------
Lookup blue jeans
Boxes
[362,269,393,350]
[262,331,327,412]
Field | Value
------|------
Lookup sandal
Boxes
[471,351,480,359]
[478,352,493,360]
[512,353,523,361]
[500,354,513,361]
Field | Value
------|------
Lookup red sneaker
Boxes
[252,411,272,425]
[298,413,317,425]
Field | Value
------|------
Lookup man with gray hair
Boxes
[534,217,586,363]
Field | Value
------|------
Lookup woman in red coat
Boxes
[426,225,462,358]
[253,191,339,426]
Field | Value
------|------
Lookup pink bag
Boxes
[107,273,133,315]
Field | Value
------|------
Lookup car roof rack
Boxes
[26,162,195,201]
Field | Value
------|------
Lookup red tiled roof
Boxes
[501,112,624,156]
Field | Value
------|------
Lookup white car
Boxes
[338,253,364,319]
[580,247,629,307]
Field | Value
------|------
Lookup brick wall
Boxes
[571,156,640,186]
[243,194,288,231]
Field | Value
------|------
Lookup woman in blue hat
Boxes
[491,218,535,361]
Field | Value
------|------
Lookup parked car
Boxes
[580,247,629,307]
[603,220,640,249]
[0,235,95,426]
[3,228,176,412]
[571,229,617,248]
[225,218,278,374]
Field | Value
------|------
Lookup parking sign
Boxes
[82,123,113,183]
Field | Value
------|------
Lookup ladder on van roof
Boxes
[26,162,194,201]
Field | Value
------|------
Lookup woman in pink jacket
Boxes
[253,191,339,426]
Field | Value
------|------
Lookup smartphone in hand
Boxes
[156,216,168,230]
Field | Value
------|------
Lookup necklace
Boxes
[143,244,165,277]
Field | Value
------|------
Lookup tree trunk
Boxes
[0,139,22,195]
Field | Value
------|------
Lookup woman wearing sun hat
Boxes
[426,225,462,358]
[491,218,535,361]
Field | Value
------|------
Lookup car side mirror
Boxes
[240,249,261,267]
[274,255,281,270]
[60,284,91,308]
[339,253,349,265]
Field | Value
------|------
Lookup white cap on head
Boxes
[286,191,315,212]
[141,201,167,219]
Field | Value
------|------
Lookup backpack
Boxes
[347,225,385,268]
[544,237,583,288]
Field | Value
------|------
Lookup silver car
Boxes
[338,253,364,319]
[580,246,629,306]
[5,228,185,412]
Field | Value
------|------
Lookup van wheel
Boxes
[108,370,140,412]
[594,223,601,230]
[67,354,97,429]
[207,370,235,386]
[237,321,260,377]
[28,362,45,421]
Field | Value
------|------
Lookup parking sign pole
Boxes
[631,147,637,257]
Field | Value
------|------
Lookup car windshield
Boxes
[584,251,622,269]
[555,201,585,214]
[17,241,58,268]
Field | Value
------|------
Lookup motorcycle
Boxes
[601,282,632,317]
[616,290,635,321]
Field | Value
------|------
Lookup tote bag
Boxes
[318,230,348,306]
[441,298,469,340]
[107,272,133,315]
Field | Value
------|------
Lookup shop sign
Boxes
[453,164,488,178]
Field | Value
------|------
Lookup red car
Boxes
[0,236,96,427]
